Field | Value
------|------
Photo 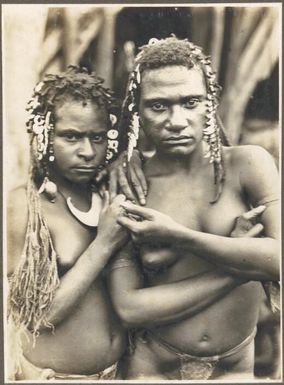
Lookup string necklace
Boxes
[58,189,102,227]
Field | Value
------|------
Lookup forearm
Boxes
[39,237,111,330]
[174,226,279,281]
[113,269,245,327]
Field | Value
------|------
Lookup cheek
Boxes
[142,126,162,144]
[191,110,206,135]
[97,143,108,158]
[140,114,164,138]
[53,142,72,162]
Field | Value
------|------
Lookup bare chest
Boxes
[41,198,96,272]
[146,174,247,235]
[140,173,248,279]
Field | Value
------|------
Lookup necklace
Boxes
[63,191,102,227]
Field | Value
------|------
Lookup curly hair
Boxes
[138,37,209,72]
[121,37,225,203]
[26,65,117,184]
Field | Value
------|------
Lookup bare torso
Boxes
[12,190,125,374]
[140,147,262,356]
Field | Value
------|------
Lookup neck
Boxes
[152,144,207,176]
[49,171,92,200]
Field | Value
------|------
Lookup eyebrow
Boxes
[57,128,107,136]
[143,95,206,105]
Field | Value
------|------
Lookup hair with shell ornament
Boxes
[26,65,119,186]
[120,36,227,203]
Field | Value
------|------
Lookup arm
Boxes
[8,191,128,331]
[118,147,279,281]
[175,146,279,280]
[109,243,246,328]
[41,194,128,329]
[110,203,265,327]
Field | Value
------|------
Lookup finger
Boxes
[235,216,254,230]
[95,168,108,183]
[98,183,107,198]
[244,223,264,238]
[242,205,266,220]
[129,166,146,205]
[117,215,140,232]
[109,169,118,202]
[131,162,148,195]
[112,194,127,205]
[120,201,154,220]
[117,166,136,201]
[102,190,110,209]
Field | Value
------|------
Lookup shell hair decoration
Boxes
[26,81,55,164]
[26,79,120,166]
[122,37,225,202]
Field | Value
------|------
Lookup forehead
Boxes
[140,66,206,99]
[55,98,108,128]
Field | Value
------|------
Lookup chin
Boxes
[162,147,195,157]
[67,174,95,185]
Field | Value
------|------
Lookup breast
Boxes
[42,201,97,273]
[200,195,249,236]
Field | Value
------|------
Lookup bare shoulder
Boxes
[224,145,279,205]
[7,185,28,275]
[224,144,276,166]
[8,184,27,206]
[7,184,28,222]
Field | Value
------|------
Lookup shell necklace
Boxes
[65,191,102,227]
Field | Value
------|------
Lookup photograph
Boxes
[2,2,281,383]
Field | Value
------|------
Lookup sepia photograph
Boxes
[2,2,281,383]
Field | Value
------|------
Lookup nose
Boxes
[167,105,188,131]
[78,138,96,160]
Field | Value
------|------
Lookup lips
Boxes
[163,136,194,145]
[72,166,97,172]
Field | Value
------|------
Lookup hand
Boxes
[230,205,266,238]
[117,201,179,243]
[96,150,147,205]
[97,192,129,251]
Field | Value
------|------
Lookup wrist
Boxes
[172,223,194,246]
[88,236,112,260]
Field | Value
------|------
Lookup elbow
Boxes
[114,301,148,328]
[248,241,279,282]
[116,306,143,328]
[252,252,279,282]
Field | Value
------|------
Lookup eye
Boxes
[90,134,106,143]
[64,132,81,141]
[183,98,202,109]
[151,102,167,112]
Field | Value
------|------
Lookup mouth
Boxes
[72,166,97,173]
[163,136,194,145]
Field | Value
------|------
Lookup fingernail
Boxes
[144,190,148,196]
[140,198,146,205]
